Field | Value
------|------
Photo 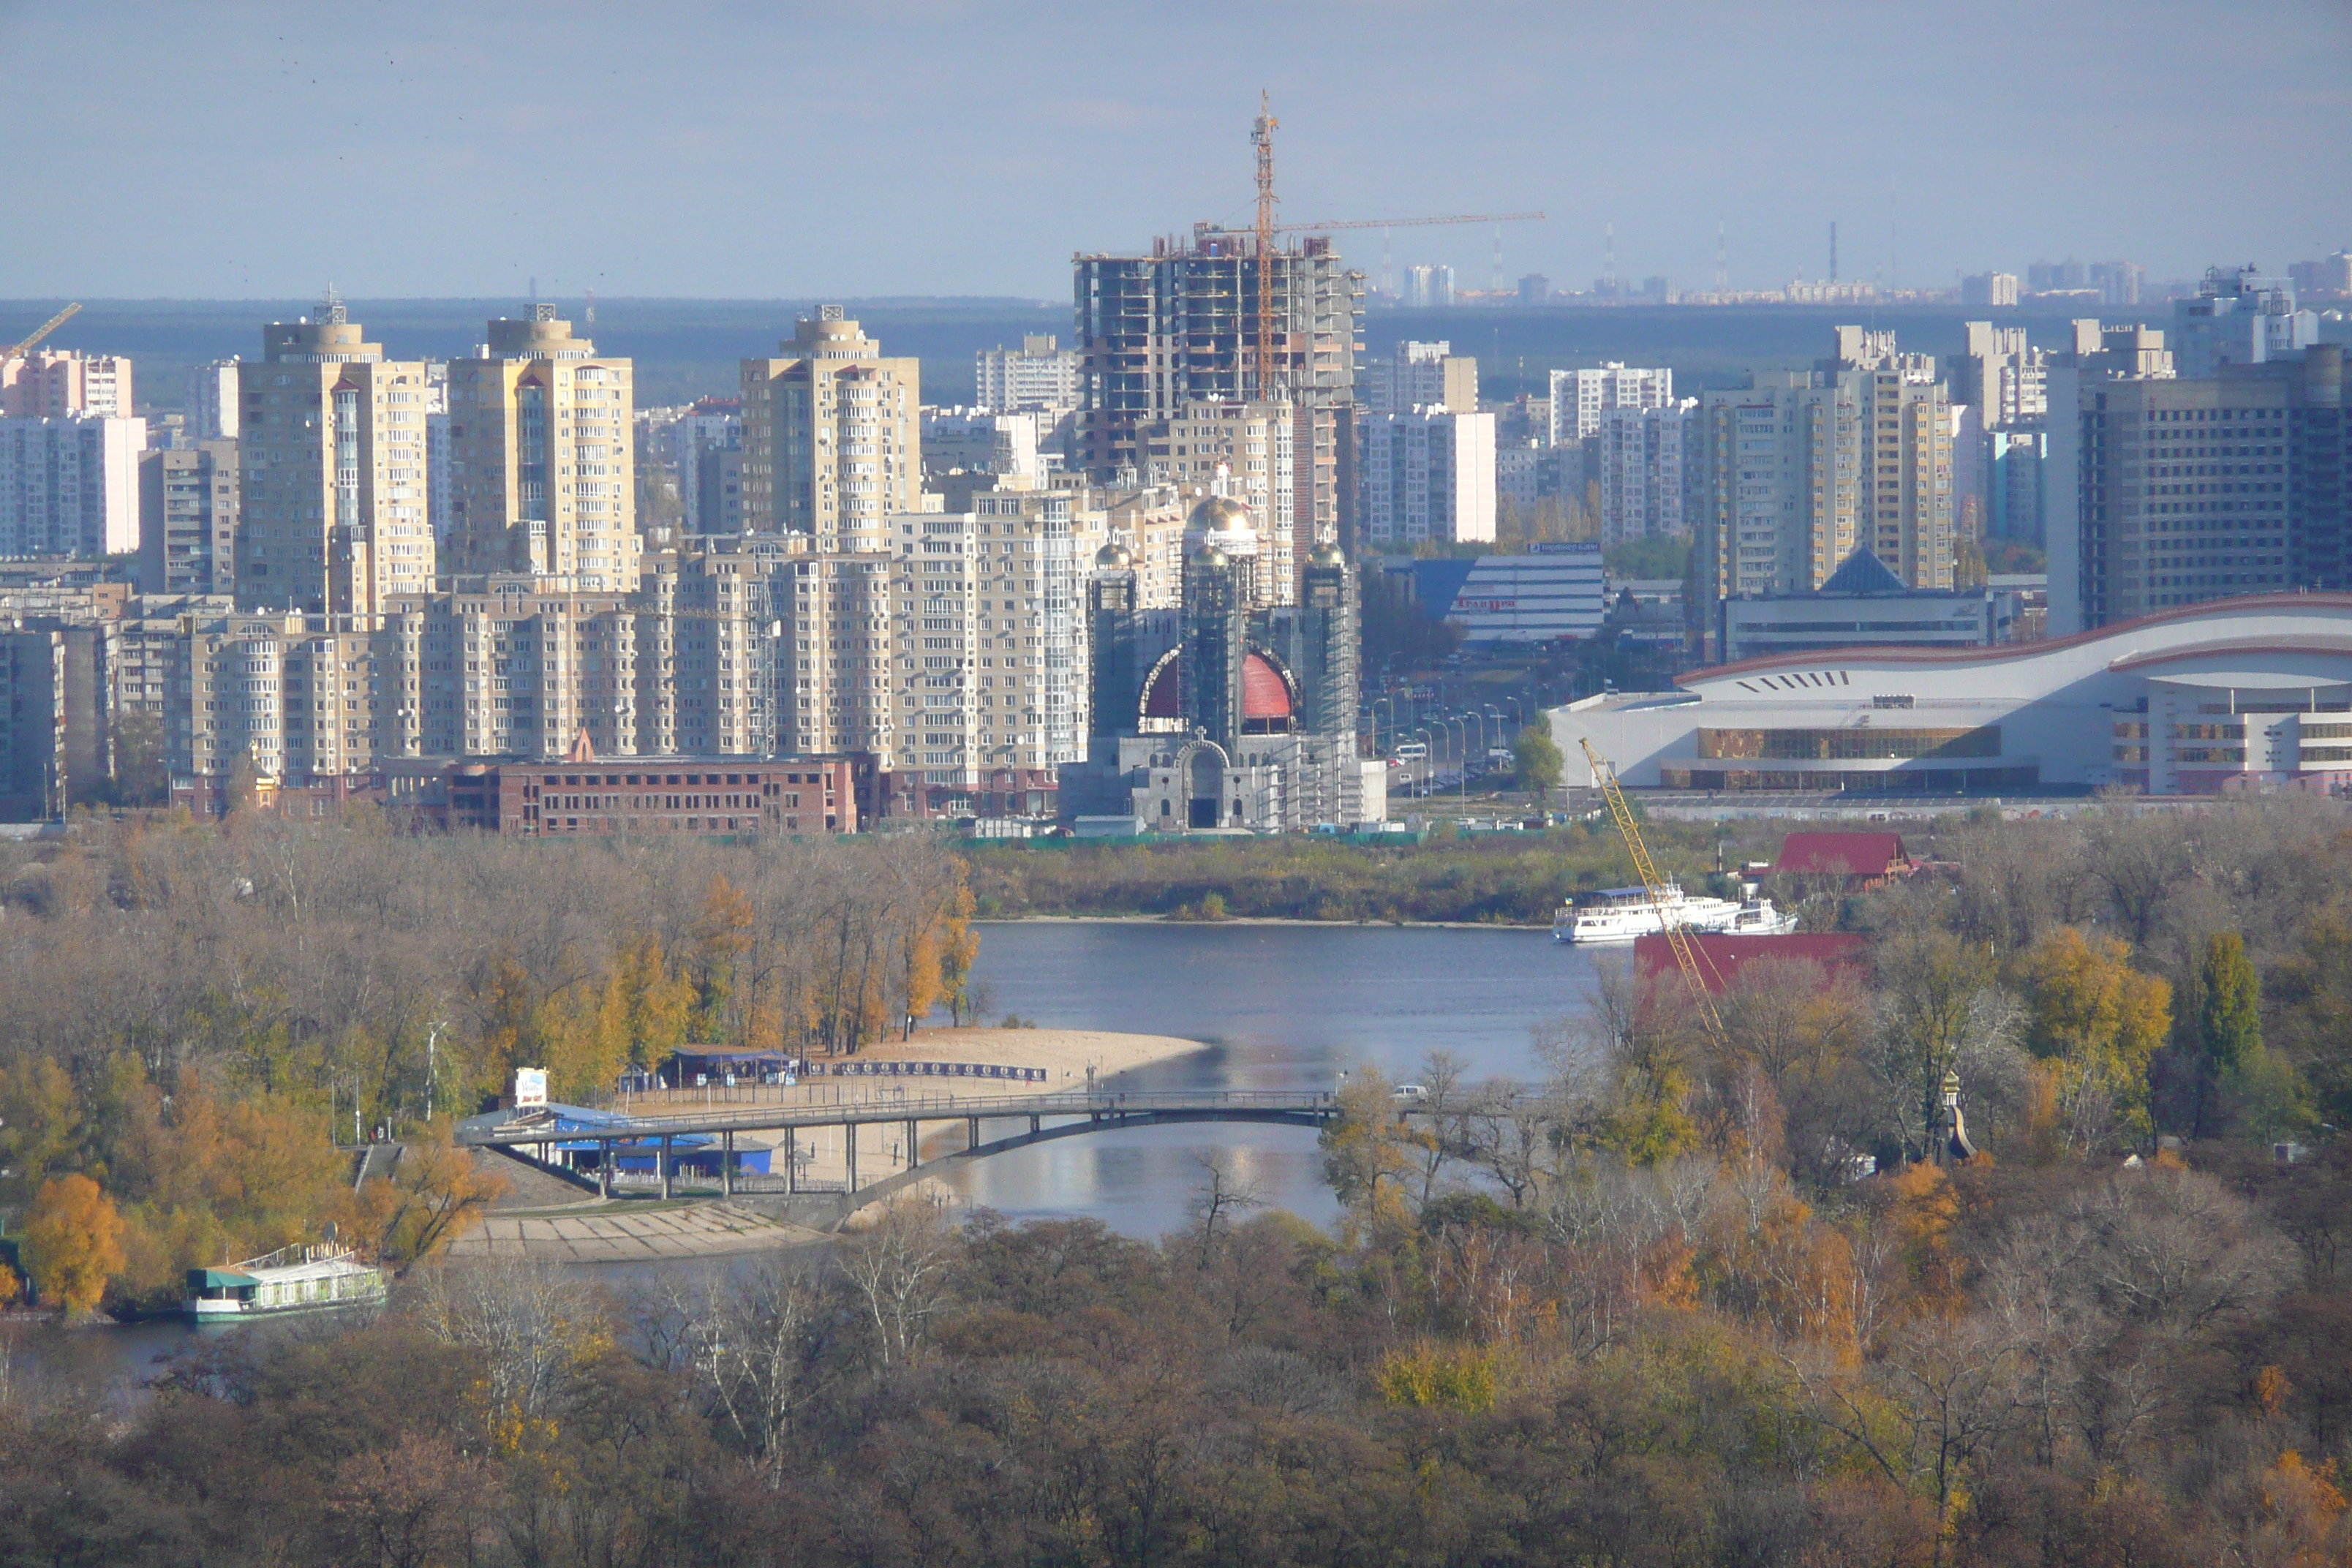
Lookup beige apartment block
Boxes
[146,608,421,783]
[404,578,640,761]
[139,440,239,595]
[446,308,640,591]
[1,350,133,418]
[634,550,769,758]
[1139,401,1298,601]
[1835,353,1956,589]
[235,301,435,615]
[742,308,919,551]
[1101,484,1190,609]
[776,549,900,764]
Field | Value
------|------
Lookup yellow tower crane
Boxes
[1577,736,1729,1049]
[4,303,82,362]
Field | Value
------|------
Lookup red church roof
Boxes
[1142,652,1293,721]
[1773,832,1910,878]
[1634,932,1872,992]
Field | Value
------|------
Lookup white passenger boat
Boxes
[184,1243,390,1319]
[1552,882,1798,944]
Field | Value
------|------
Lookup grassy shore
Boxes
[962,822,1786,924]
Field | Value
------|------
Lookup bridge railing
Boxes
[458,1087,1344,1147]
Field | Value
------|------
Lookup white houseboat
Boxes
[184,1244,390,1319]
[1553,882,1798,944]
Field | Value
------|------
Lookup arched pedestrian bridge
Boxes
[454,1088,1354,1226]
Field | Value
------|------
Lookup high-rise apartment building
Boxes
[235,301,435,614]
[1961,272,2020,308]
[1695,378,1861,611]
[921,410,1041,489]
[2052,346,2345,631]
[1072,238,1360,560]
[0,350,133,419]
[1596,402,1695,544]
[1952,323,2050,428]
[1362,340,1478,415]
[976,335,1080,413]
[1139,401,1298,597]
[0,415,145,557]
[741,308,920,552]
[2173,266,2320,379]
[138,440,239,595]
[1404,265,1454,308]
[2288,253,2352,301]
[1355,408,1497,549]
[1828,333,1956,589]
[1549,363,1672,444]
[186,359,242,441]
[444,308,640,591]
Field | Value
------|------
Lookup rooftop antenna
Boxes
[319,283,346,325]
[1714,221,1728,293]
[1382,225,1394,298]
[1491,225,1503,294]
[1605,222,1617,293]
[1830,222,1838,284]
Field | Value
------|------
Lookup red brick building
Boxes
[443,749,872,837]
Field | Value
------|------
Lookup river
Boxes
[26,922,1603,1393]
[931,921,1602,1235]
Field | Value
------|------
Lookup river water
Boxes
[29,923,1603,1393]
[933,921,1602,1235]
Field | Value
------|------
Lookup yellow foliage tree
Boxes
[339,1120,507,1264]
[24,1173,127,1317]
[1319,1066,1418,1237]
[2020,927,2172,1147]
[0,1057,84,1206]
[1376,1341,1501,1411]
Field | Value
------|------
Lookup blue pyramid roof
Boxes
[1820,549,1907,595]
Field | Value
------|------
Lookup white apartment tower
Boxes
[975,335,1079,412]
[445,309,641,592]
[741,308,920,553]
[0,414,145,557]
[1549,363,1673,443]
[1362,340,1478,415]
[235,300,435,615]
[1356,409,1497,549]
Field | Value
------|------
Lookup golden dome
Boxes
[1095,542,1133,570]
[1308,540,1346,568]
[1195,542,1229,569]
[1185,495,1254,535]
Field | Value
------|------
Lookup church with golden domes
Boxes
[1059,494,1387,833]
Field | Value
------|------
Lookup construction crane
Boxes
[1577,736,1729,1049]
[1227,96,1542,398]
[4,303,81,362]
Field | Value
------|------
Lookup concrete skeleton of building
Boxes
[443,307,640,592]
[1549,363,1673,444]
[1550,593,2352,797]
[235,298,436,616]
[1064,494,1382,834]
[740,308,919,553]
[1072,234,1360,568]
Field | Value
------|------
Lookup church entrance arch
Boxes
[1178,738,1229,830]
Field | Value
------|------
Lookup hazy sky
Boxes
[4,0,2345,300]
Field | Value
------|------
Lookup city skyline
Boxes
[2,1,2346,301]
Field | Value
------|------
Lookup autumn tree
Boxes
[1319,1065,1418,1234]
[1513,723,1565,802]
[2020,927,2172,1150]
[23,1172,127,1316]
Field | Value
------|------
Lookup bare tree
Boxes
[838,1197,959,1367]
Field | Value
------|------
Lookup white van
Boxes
[1393,742,1428,761]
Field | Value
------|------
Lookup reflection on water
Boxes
[937,923,1602,1235]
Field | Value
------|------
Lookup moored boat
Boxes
[184,1244,389,1319]
[1553,881,1798,944]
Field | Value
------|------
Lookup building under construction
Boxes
[1072,231,1363,570]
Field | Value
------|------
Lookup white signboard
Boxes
[514,1068,549,1108]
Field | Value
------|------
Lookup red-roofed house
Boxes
[1773,832,1912,889]
[1634,932,1872,992]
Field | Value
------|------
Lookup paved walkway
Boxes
[444,1201,826,1263]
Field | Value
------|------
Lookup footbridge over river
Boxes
[454,1088,1376,1225]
